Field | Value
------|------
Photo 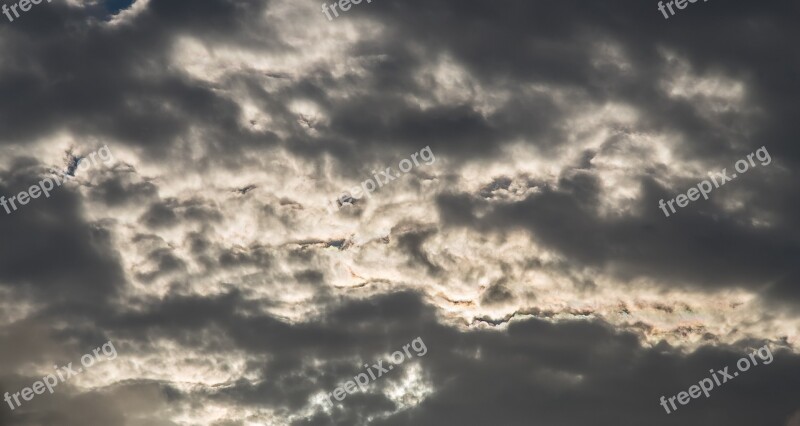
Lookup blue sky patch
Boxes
[106,0,135,15]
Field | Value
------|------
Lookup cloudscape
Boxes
[0,0,799,425]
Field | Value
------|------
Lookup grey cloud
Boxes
[1,0,799,424]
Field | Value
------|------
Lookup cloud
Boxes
[1,0,798,423]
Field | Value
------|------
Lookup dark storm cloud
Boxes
[480,278,515,306]
[392,224,441,275]
[367,313,800,426]
[134,247,187,283]
[356,0,799,157]
[0,0,279,157]
[308,0,800,308]
[436,169,800,300]
[2,267,798,426]
[0,160,125,303]
[328,101,499,160]
[50,290,797,426]
[0,0,795,173]
[1,0,798,423]
[9,291,430,419]
[89,174,159,207]
[139,197,223,229]
[298,0,800,213]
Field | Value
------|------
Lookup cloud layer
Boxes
[0,0,798,424]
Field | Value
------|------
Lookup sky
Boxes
[0,0,799,425]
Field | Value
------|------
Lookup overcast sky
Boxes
[0,0,799,425]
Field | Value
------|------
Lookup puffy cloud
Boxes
[1,0,798,424]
